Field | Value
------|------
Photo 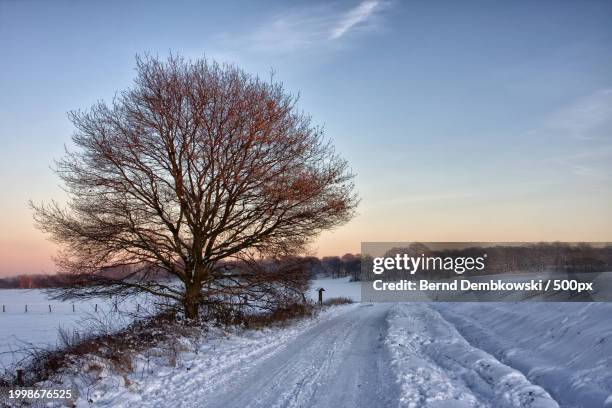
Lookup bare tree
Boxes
[32,55,358,319]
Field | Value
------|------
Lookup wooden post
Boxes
[317,287,325,305]
[49,304,52,313]
[72,304,75,313]
[2,305,4,313]
[95,304,98,312]
[25,304,28,313]
[16,368,24,386]
[137,304,140,313]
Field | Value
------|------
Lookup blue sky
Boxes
[1,0,611,275]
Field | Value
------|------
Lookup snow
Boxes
[65,303,377,408]
[2,278,612,407]
[0,289,149,369]
[386,303,558,408]
[306,276,361,302]
[0,277,360,370]
[433,302,612,408]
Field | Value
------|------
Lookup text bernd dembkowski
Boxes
[373,279,545,292]
[372,279,593,293]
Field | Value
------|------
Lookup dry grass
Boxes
[322,297,354,306]
[0,310,183,388]
[243,302,317,329]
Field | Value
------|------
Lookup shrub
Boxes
[243,302,317,329]
[322,297,354,306]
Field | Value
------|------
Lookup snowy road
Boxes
[90,302,572,408]
[196,303,398,408]
[112,304,400,408]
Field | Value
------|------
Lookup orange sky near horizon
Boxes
[2,193,612,277]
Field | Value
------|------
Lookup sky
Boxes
[1,0,611,276]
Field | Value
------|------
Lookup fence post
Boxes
[16,368,24,386]
[2,305,4,313]
[137,304,140,313]
[95,304,98,312]
[72,304,75,313]
[25,305,27,313]
[317,288,325,305]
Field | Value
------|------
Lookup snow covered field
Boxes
[306,276,361,302]
[1,278,612,407]
[0,290,148,369]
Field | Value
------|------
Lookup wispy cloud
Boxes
[330,1,381,40]
[529,88,612,179]
[544,145,612,180]
[537,88,612,141]
[214,1,388,56]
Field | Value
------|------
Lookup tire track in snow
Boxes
[88,301,562,408]
[199,303,399,408]
[98,305,358,407]
[386,303,560,408]
[432,303,612,408]
[102,303,399,408]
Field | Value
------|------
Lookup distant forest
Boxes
[2,243,612,289]
[0,254,362,289]
[362,242,612,281]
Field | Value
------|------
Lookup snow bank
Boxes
[386,303,559,408]
[434,302,612,407]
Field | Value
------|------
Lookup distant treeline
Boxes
[471,243,612,274]
[0,254,363,289]
[301,254,362,280]
[362,242,612,280]
[3,244,610,288]
[0,273,72,289]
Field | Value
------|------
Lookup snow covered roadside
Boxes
[386,303,559,408]
[55,303,358,407]
[433,303,612,408]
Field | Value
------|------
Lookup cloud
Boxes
[530,88,612,179]
[330,1,381,40]
[539,88,612,141]
[544,145,612,180]
[215,1,388,56]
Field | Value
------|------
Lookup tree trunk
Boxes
[183,282,202,320]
